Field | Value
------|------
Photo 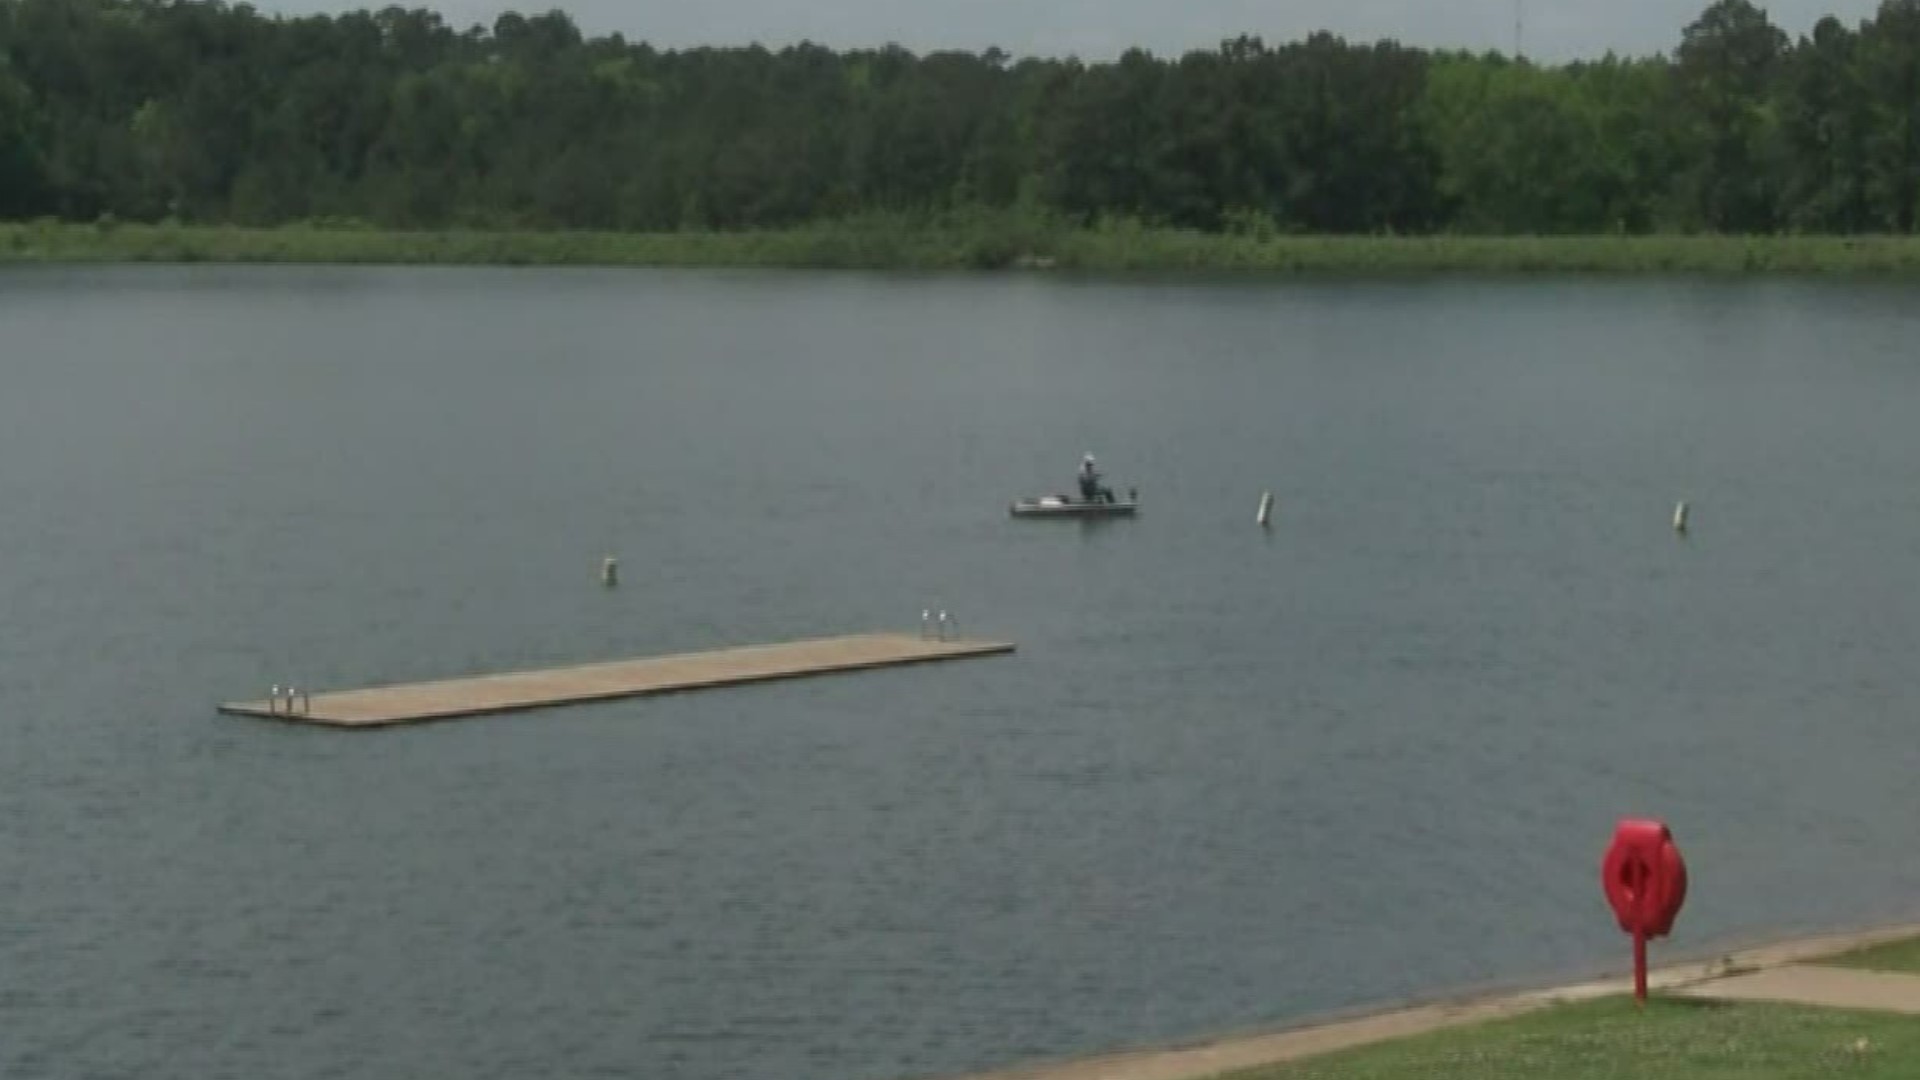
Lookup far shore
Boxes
[6,220,1920,275]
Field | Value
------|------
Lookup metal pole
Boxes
[1634,928,1647,1005]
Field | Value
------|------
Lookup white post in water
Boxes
[921,609,932,639]
[937,610,950,641]
[270,685,282,715]
[1673,501,1689,534]
[1257,491,1274,527]
[300,687,311,715]
[601,556,619,587]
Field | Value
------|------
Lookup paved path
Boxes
[941,923,1920,1080]
[1676,963,1920,1014]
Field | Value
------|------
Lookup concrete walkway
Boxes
[942,923,1920,1080]
[1676,963,1920,1014]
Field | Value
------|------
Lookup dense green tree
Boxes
[0,53,47,216]
[1674,0,1790,231]
[1425,57,1623,232]
[1781,17,1875,231]
[1860,0,1920,229]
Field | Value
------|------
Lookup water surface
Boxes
[4,266,1920,1080]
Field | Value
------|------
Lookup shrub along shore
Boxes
[6,220,1920,275]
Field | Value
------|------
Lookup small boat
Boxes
[1009,489,1139,518]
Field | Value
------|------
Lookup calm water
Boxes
[4,265,1920,1080]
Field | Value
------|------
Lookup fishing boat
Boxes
[1009,489,1139,518]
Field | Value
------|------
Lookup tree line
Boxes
[1,0,1917,234]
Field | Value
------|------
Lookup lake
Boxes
[4,265,1920,1080]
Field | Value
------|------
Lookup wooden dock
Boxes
[218,632,1015,729]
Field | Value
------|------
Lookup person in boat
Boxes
[1077,453,1115,503]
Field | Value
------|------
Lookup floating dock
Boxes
[219,632,1015,729]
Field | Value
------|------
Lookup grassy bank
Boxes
[6,219,1920,274]
[1234,995,1920,1079]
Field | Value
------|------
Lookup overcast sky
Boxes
[259,0,1887,62]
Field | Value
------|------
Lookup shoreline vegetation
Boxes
[5,3,1920,261]
[8,219,1920,275]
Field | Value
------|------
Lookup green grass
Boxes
[1825,936,1920,975]
[7,218,1920,274]
[1227,997,1920,1080]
